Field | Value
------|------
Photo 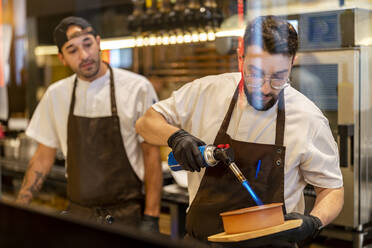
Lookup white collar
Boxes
[76,69,111,88]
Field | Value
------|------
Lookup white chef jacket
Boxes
[26,68,158,181]
[152,72,343,213]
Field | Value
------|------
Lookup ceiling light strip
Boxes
[34,28,245,56]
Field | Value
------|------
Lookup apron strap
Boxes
[275,90,285,146]
[216,87,239,137]
[106,62,118,116]
[69,76,78,116]
[68,62,117,117]
[217,85,286,146]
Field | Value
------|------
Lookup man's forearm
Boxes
[136,107,179,146]
[16,144,56,204]
[17,166,48,204]
[142,142,162,217]
[144,167,162,217]
[310,186,344,226]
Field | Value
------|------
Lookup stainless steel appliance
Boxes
[287,9,372,248]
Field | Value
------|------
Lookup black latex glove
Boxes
[140,214,159,233]
[274,212,323,243]
[167,129,206,172]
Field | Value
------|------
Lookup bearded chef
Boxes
[136,15,344,246]
[16,16,162,232]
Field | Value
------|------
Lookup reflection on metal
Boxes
[294,46,372,247]
[358,37,372,46]
[291,13,372,244]
[34,28,245,56]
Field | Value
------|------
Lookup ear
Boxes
[57,53,67,66]
[96,35,101,48]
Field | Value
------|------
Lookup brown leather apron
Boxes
[65,63,143,226]
[185,87,293,247]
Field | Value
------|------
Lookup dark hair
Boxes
[243,15,298,57]
[53,16,97,52]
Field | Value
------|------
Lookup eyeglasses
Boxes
[244,74,290,90]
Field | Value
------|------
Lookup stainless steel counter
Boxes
[0,157,189,239]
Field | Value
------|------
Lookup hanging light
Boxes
[176,34,184,44]
[149,35,157,46]
[207,30,216,41]
[156,35,163,45]
[135,36,144,47]
[184,33,192,43]
[191,31,200,42]
[162,34,170,45]
[143,37,150,46]
[199,32,208,42]
[169,34,177,44]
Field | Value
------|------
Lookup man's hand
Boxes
[167,129,206,172]
[140,214,159,233]
[275,212,323,243]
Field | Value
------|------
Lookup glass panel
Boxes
[1,0,371,246]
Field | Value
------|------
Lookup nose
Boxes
[260,79,272,95]
[78,48,89,60]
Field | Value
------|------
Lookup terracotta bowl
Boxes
[220,203,284,234]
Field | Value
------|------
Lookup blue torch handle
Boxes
[168,145,207,171]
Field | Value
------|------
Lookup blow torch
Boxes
[168,144,263,205]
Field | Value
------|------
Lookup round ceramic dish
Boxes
[220,203,284,234]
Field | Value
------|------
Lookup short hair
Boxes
[53,16,97,52]
[243,15,298,57]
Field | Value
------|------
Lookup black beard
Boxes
[244,85,278,111]
[79,58,100,79]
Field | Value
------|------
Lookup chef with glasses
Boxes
[136,15,344,247]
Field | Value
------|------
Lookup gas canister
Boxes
[167,144,219,171]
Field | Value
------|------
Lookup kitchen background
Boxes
[0,0,372,247]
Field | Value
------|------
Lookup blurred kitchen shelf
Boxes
[0,157,66,182]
